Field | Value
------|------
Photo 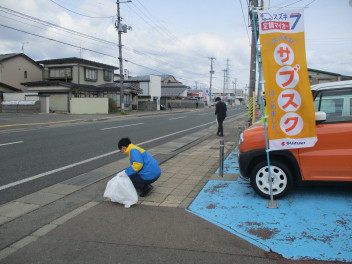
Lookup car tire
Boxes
[249,160,293,199]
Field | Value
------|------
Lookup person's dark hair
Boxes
[215,97,221,102]
[118,137,131,150]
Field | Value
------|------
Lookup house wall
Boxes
[150,75,161,98]
[309,71,341,85]
[149,75,161,110]
[0,56,43,91]
[70,98,108,114]
[139,82,149,96]
[43,63,114,86]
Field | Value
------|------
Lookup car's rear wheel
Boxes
[249,160,293,199]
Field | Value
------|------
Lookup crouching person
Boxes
[118,137,161,197]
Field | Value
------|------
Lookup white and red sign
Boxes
[258,9,317,150]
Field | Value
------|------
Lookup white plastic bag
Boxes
[103,171,138,208]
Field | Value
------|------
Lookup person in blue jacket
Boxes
[118,137,161,197]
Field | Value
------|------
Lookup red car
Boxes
[238,80,352,199]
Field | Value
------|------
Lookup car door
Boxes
[298,88,352,181]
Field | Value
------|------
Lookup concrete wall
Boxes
[70,98,108,114]
[163,100,205,109]
[138,101,157,111]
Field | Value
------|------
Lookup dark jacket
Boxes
[215,101,227,119]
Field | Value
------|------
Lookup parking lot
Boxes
[188,151,352,262]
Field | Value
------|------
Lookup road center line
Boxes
[0,141,24,147]
[169,116,186,120]
[0,120,216,191]
[100,123,144,130]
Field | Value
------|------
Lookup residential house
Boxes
[22,57,133,112]
[160,75,189,102]
[0,53,43,94]
[125,75,161,110]
[308,68,352,85]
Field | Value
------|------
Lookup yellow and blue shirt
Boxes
[124,144,161,181]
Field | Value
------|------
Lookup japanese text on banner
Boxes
[258,9,317,150]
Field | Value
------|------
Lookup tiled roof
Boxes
[37,57,118,70]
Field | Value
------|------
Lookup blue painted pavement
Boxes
[188,151,352,262]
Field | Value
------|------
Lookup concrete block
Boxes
[41,184,81,195]
[0,202,39,218]
[16,191,63,206]
[159,202,179,207]
[0,215,11,225]
[164,195,186,204]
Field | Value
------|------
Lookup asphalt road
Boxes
[0,107,246,204]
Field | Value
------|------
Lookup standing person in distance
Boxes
[215,97,227,137]
[118,137,161,197]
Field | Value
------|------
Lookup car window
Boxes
[314,89,352,123]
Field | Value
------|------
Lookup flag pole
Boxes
[251,9,278,208]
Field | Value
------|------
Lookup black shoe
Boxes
[219,134,224,137]
[140,185,154,197]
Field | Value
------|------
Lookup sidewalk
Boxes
[0,112,278,264]
[0,112,341,264]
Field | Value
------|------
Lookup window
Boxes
[124,94,130,105]
[49,68,72,79]
[104,70,112,81]
[24,71,27,79]
[315,89,352,123]
[85,68,97,81]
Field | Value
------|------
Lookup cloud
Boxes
[1,0,351,91]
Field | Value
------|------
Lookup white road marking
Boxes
[0,141,24,147]
[100,123,144,130]
[169,116,186,120]
[0,120,216,191]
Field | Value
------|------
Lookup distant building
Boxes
[125,75,161,110]
[0,53,43,92]
[160,75,189,100]
[308,68,352,85]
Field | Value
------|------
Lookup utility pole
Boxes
[115,0,131,113]
[225,58,230,91]
[248,0,258,124]
[208,57,215,105]
[233,78,237,104]
[222,69,227,94]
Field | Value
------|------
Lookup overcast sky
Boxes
[1,0,351,91]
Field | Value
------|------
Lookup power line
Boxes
[0,6,207,79]
[48,0,115,19]
[127,1,208,59]
[0,23,200,83]
[239,0,250,43]
[0,5,215,86]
